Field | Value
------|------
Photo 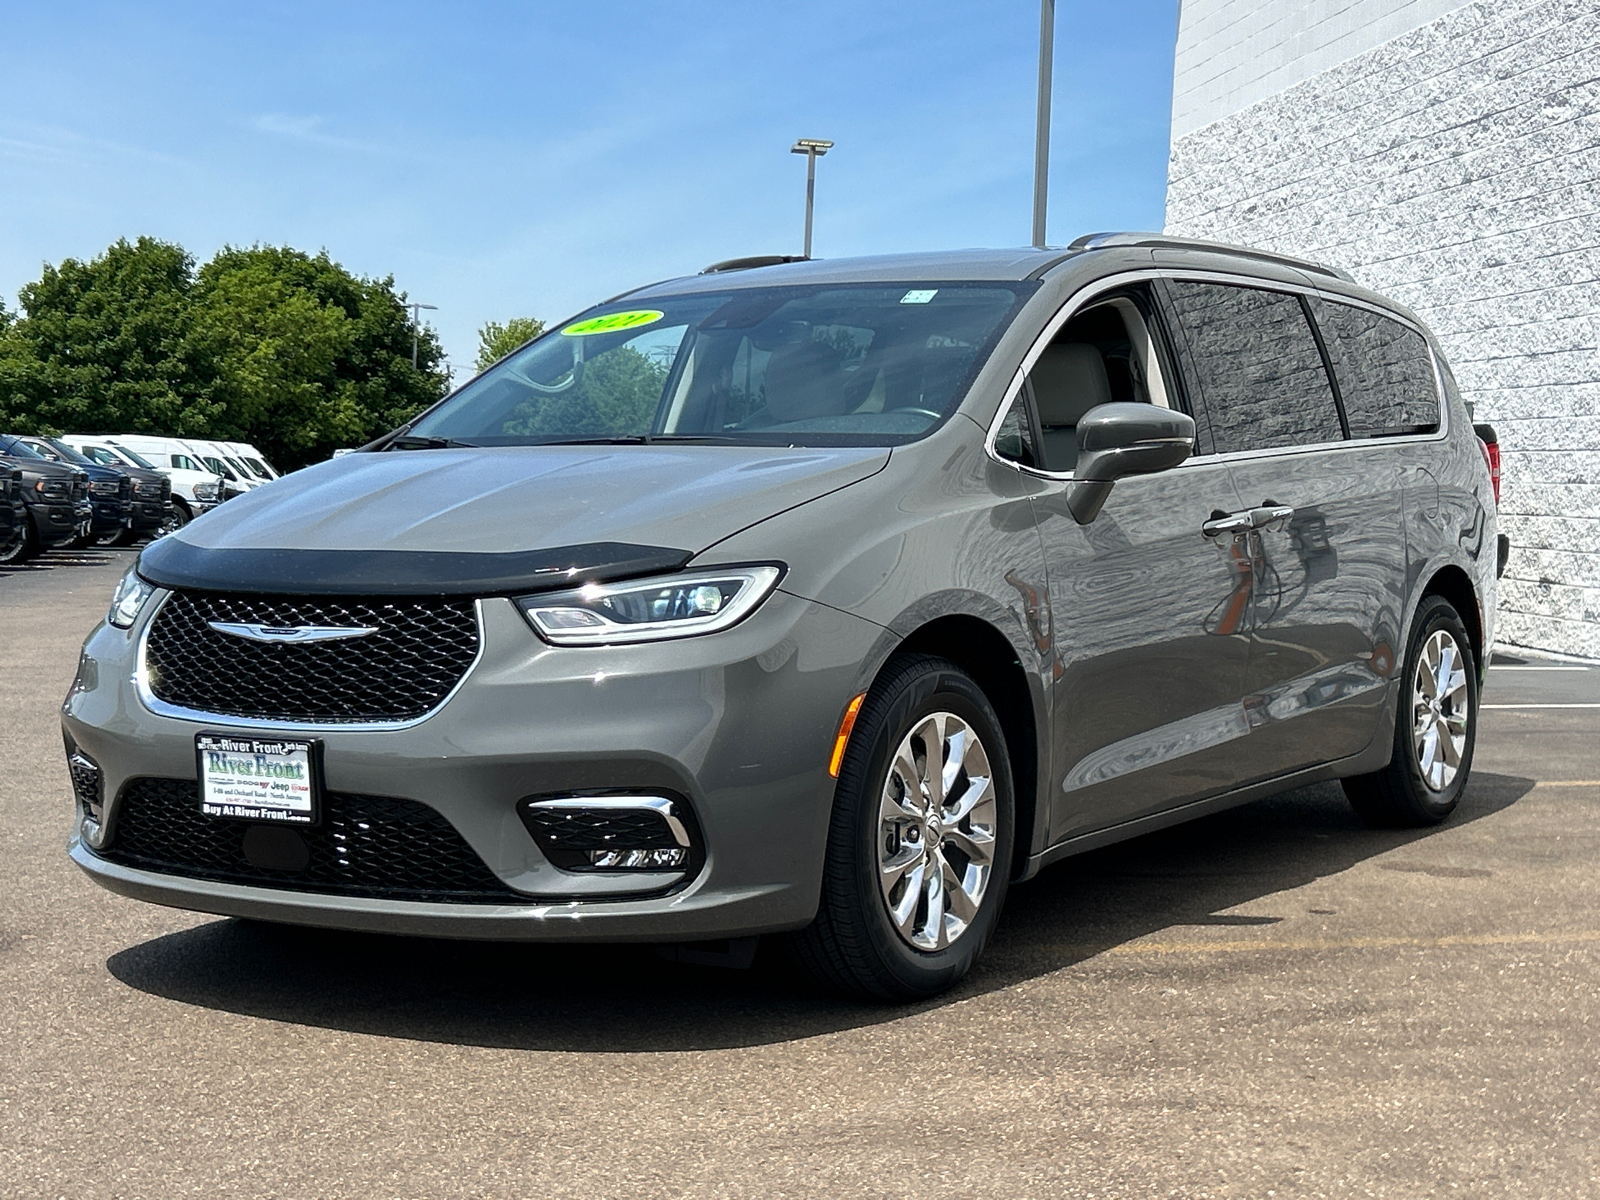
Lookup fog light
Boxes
[67,751,103,822]
[518,795,699,874]
[590,847,688,869]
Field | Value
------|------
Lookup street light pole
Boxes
[1032,0,1055,249]
[790,138,834,258]
[404,302,438,370]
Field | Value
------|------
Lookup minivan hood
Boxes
[142,445,889,594]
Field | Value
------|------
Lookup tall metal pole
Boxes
[1032,0,1055,249]
[405,302,437,369]
[791,138,833,259]
[803,151,818,259]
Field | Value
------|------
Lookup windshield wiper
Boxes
[386,435,478,450]
[532,434,741,446]
[532,436,652,446]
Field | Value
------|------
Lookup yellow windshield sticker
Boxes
[561,310,664,336]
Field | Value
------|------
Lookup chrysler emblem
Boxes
[207,622,380,644]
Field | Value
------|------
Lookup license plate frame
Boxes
[195,733,323,826]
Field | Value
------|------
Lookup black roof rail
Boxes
[1067,231,1355,283]
[700,254,809,275]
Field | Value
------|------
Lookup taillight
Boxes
[1476,437,1501,507]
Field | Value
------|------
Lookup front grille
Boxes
[101,778,524,904]
[145,591,480,723]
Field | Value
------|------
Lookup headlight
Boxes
[193,482,219,500]
[108,568,157,630]
[135,482,163,499]
[88,479,121,497]
[35,479,70,500]
[516,565,783,646]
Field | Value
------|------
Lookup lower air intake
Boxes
[101,778,525,904]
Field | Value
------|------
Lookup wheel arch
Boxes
[1419,564,1484,677]
[884,613,1044,882]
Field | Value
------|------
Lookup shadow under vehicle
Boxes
[105,772,1533,1050]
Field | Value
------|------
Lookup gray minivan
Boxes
[64,235,1500,998]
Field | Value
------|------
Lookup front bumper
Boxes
[63,589,882,941]
[130,500,168,534]
[31,501,86,548]
[90,498,133,534]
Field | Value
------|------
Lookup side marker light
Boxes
[829,693,867,778]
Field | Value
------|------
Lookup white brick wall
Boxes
[1172,0,1472,138]
[1167,0,1600,660]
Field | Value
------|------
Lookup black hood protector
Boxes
[137,539,693,597]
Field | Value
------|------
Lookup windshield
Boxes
[0,435,43,459]
[41,438,96,467]
[407,282,1031,448]
[109,444,157,470]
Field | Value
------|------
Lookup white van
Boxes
[223,442,280,481]
[92,436,226,527]
[179,439,259,498]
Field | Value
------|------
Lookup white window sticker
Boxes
[900,289,939,305]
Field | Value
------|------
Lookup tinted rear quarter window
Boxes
[1163,281,1344,454]
[1317,301,1441,437]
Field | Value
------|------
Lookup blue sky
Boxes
[0,1,1179,376]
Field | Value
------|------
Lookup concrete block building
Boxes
[1165,0,1600,659]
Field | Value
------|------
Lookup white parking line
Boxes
[1482,703,1600,709]
[1490,665,1593,672]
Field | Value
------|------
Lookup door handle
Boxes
[1202,510,1253,537]
[1249,503,1295,531]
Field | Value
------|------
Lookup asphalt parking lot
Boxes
[4,550,1598,1199]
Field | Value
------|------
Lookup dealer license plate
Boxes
[196,733,322,825]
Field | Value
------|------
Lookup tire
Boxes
[158,502,191,537]
[789,654,1015,1000]
[0,515,40,565]
[1343,595,1478,827]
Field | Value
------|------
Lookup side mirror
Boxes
[1066,402,1195,524]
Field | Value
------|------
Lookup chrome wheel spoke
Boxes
[1411,628,1470,793]
[889,861,924,936]
[879,844,922,891]
[1438,719,1462,767]
[889,746,926,817]
[1417,643,1440,700]
[914,714,947,811]
[876,709,997,953]
[941,856,981,925]
[920,858,947,950]
[943,822,996,866]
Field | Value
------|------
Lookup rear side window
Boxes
[1318,301,1441,437]
[1163,281,1344,454]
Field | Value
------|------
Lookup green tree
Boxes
[194,245,448,466]
[0,236,224,437]
[0,238,447,469]
[475,316,546,371]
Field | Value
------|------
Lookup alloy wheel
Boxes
[1412,628,1470,791]
[876,711,998,952]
